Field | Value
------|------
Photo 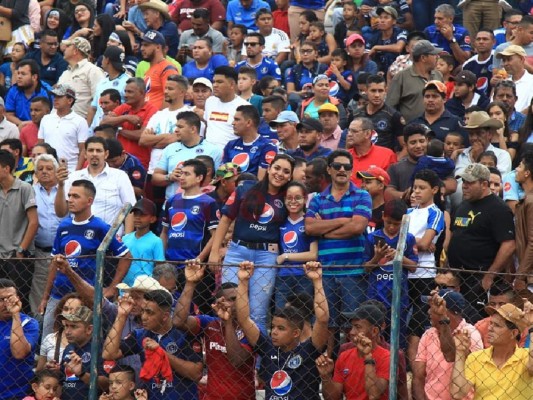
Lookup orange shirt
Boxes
[144,59,179,110]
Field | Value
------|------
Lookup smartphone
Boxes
[60,159,67,168]
[374,235,387,248]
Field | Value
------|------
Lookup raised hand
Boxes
[454,329,471,358]
[355,333,373,356]
[5,294,22,315]
[65,351,83,376]
[238,261,255,281]
[315,354,334,378]
[304,261,322,281]
[184,259,205,283]
[143,337,159,350]
[134,389,148,400]
[117,294,135,316]
[212,297,231,321]
[53,254,72,274]
[429,290,447,319]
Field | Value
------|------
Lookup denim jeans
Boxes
[222,241,278,334]
[322,274,367,327]
[274,274,314,312]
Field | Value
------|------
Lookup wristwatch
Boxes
[17,246,31,258]
[450,37,457,44]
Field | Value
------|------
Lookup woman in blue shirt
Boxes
[182,38,228,81]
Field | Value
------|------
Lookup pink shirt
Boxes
[415,319,483,400]
[320,125,342,151]
[20,122,38,155]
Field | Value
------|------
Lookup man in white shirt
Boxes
[204,66,250,147]
[58,37,105,118]
[0,97,19,141]
[37,84,89,171]
[495,44,533,113]
[54,136,137,234]
[253,8,290,65]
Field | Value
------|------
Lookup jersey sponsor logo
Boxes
[209,341,227,353]
[232,153,250,171]
[209,111,230,122]
[283,231,298,248]
[65,240,82,268]
[216,209,221,219]
[226,191,236,206]
[132,170,142,180]
[256,203,274,224]
[464,35,471,44]
[265,150,276,164]
[476,77,488,93]
[103,360,116,374]
[171,212,188,231]
[270,370,292,396]
[192,341,202,353]
[64,365,78,381]
[504,182,511,192]
[329,81,340,97]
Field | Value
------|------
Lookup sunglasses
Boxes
[330,162,352,171]
[244,42,261,47]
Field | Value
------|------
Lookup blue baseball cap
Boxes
[269,111,299,127]
[142,30,166,46]
[422,289,466,315]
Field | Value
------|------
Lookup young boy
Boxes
[334,1,360,48]
[236,260,329,399]
[364,199,418,348]
[327,48,356,106]
[435,53,455,99]
[444,131,464,158]
[100,365,147,400]
[227,24,247,66]
[121,199,165,287]
[237,66,263,115]
[258,95,286,142]
[307,21,335,64]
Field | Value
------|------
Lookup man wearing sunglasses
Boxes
[235,32,281,81]
[305,149,371,345]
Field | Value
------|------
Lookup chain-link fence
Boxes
[1,249,532,400]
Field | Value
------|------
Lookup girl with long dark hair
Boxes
[209,154,295,333]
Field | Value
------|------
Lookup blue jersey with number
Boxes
[50,216,129,299]
[162,193,219,263]
[222,181,287,243]
[279,217,315,277]
[222,136,278,175]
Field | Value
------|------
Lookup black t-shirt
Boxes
[448,194,515,271]
[256,333,323,400]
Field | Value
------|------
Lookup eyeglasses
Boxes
[44,42,59,47]
[244,42,261,47]
[434,282,457,290]
[74,8,88,14]
[348,128,367,135]
[329,162,352,171]
[300,49,314,54]
[285,196,305,203]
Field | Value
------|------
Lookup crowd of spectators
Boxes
[1,0,533,399]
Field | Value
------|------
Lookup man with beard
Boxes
[24,29,68,87]
[445,70,490,120]
[289,118,331,161]
[235,32,281,81]
[140,30,179,110]
[101,78,158,170]
[410,80,465,142]
[462,29,496,97]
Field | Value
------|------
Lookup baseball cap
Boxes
[412,40,443,57]
[104,46,125,71]
[269,110,300,127]
[345,33,365,47]
[496,44,527,59]
[376,6,398,19]
[61,305,93,323]
[130,198,157,216]
[459,163,491,182]
[116,275,170,293]
[343,304,385,328]
[357,166,391,186]
[108,32,122,44]
[61,37,91,57]
[192,77,213,91]
[211,162,241,185]
[296,117,324,132]
[424,80,447,96]
[422,289,465,315]
[486,303,529,332]
[51,83,76,99]
[141,30,166,46]
[453,70,477,86]
[318,103,339,115]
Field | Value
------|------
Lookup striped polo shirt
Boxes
[306,183,372,276]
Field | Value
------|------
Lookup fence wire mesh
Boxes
[0,253,532,400]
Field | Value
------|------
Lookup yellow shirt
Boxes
[465,347,533,399]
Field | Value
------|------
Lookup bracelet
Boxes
[364,359,376,365]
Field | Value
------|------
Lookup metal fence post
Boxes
[88,203,132,400]
[389,214,410,400]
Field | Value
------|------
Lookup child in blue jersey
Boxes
[275,181,318,310]
[364,199,418,348]
[326,48,356,106]
[121,199,165,287]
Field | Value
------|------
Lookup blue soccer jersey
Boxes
[51,216,129,299]
[162,193,219,263]
[222,136,278,175]
[235,58,281,80]
[279,217,315,277]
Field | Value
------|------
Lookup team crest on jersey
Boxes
[287,355,302,369]
[274,199,283,208]
[261,67,268,74]
[191,205,200,215]
[377,120,388,130]
[81,352,91,363]
[84,229,95,240]
[250,146,258,154]
[166,342,179,353]
[196,148,204,154]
